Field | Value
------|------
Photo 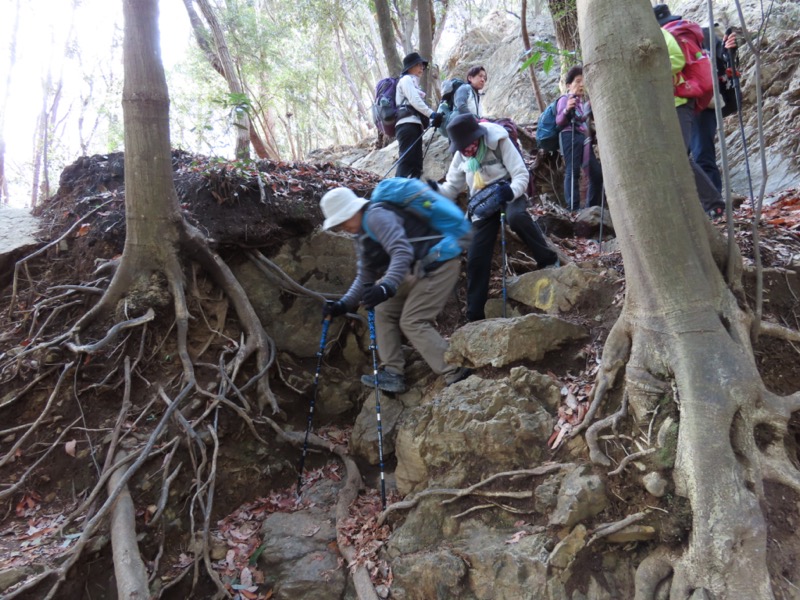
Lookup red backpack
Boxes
[663,20,714,112]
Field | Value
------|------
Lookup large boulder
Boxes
[394,371,555,494]
[350,390,405,464]
[506,263,617,315]
[232,230,357,358]
[258,479,346,600]
[445,314,587,368]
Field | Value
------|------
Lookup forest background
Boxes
[0,0,541,209]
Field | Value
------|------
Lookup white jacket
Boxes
[395,74,434,127]
[438,123,529,200]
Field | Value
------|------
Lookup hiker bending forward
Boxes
[319,186,470,393]
[438,113,559,322]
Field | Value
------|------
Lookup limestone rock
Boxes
[258,480,345,600]
[549,465,609,527]
[350,390,405,464]
[0,206,40,281]
[232,231,357,358]
[605,525,657,543]
[445,314,587,368]
[506,263,616,315]
[548,524,587,569]
[534,473,563,513]
[574,205,614,239]
[642,472,668,498]
[394,374,554,494]
[390,549,468,599]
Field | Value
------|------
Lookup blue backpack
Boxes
[535,95,566,152]
[372,77,400,138]
[366,178,472,269]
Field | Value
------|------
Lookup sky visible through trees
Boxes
[2,0,188,207]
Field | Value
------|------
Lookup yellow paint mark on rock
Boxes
[534,277,554,311]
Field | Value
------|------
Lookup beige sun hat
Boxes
[320,188,368,230]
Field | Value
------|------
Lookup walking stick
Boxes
[381,126,430,179]
[500,210,508,318]
[367,309,388,509]
[725,35,755,205]
[598,186,606,253]
[569,118,576,211]
[297,316,331,496]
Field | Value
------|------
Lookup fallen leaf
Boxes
[65,440,77,457]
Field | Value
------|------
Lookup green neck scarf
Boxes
[465,139,487,173]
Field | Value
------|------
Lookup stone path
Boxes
[0,206,41,256]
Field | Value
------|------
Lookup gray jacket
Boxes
[454,84,481,118]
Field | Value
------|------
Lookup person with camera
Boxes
[437,113,559,322]
[395,52,443,179]
[556,66,604,212]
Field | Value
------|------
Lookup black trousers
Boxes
[395,122,424,179]
[466,197,558,321]
[560,128,603,211]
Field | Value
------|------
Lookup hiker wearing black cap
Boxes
[395,52,443,179]
[556,65,603,212]
[654,4,726,219]
[318,187,470,393]
[438,113,559,322]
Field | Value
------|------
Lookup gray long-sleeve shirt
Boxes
[339,205,415,309]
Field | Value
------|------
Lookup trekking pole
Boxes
[725,34,756,205]
[297,316,331,496]
[569,117,576,211]
[500,209,508,318]
[366,309,388,509]
[598,186,606,253]
[381,127,429,179]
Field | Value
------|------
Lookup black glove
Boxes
[430,111,444,128]
[322,300,348,319]
[497,181,515,205]
[361,283,396,310]
[427,179,440,192]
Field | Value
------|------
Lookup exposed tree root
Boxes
[108,448,150,599]
[608,448,656,476]
[587,510,648,546]
[65,308,154,354]
[7,196,116,317]
[585,391,629,466]
[759,320,800,342]
[376,463,572,527]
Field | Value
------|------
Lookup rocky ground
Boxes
[0,149,798,599]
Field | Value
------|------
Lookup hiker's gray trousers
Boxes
[376,258,460,378]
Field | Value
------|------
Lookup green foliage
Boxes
[519,39,578,75]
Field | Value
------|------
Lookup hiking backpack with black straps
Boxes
[663,19,714,112]
[435,78,468,138]
[536,95,566,153]
[363,177,472,271]
[372,77,400,138]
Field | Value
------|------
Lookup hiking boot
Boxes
[706,206,725,221]
[445,366,473,386]
[361,368,407,393]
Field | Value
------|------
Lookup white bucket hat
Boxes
[320,188,368,230]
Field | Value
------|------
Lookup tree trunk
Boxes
[548,0,579,55]
[576,1,797,597]
[417,0,433,96]
[521,0,545,112]
[335,25,370,123]
[395,0,418,56]
[374,0,403,75]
